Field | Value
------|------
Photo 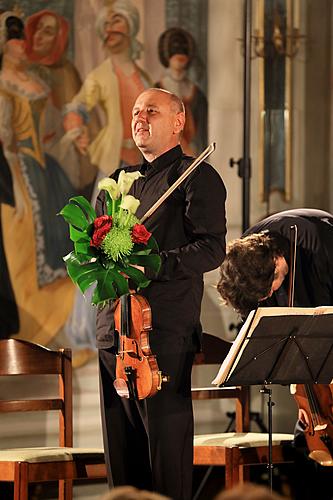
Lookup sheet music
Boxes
[211,309,256,386]
[212,305,333,386]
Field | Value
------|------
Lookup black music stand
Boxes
[215,306,333,489]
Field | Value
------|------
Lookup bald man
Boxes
[96,89,227,500]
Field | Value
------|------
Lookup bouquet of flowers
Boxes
[59,171,161,306]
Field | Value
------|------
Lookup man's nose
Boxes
[136,109,148,120]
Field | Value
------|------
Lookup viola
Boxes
[288,225,333,465]
[292,384,333,466]
[113,293,169,400]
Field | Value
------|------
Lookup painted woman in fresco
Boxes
[0,11,75,346]
[156,27,208,155]
[25,9,97,196]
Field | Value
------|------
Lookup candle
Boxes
[294,0,300,29]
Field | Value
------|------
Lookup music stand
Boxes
[213,305,333,489]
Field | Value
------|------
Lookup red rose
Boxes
[131,223,151,245]
[90,215,112,247]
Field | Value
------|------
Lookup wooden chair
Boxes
[0,338,106,500]
[192,333,295,490]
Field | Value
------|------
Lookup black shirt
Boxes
[95,145,227,349]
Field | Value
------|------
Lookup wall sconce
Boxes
[254,0,306,205]
[253,1,305,59]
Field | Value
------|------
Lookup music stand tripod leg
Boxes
[260,385,275,492]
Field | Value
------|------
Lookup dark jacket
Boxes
[245,208,333,308]
[95,145,227,349]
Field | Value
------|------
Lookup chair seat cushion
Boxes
[194,432,294,448]
[0,447,105,463]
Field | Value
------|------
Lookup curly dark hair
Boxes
[217,232,286,318]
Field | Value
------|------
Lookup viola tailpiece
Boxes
[113,293,169,400]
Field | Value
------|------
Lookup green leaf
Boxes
[59,203,89,231]
[63,251,83,265]
[91,267,130,304]
[92,281,117,305]
[119,264,150,289]
[104,268,129,297]
[69,195,96,222]
[146,235,159,252]
[64,250,97,264]
[74,240,92,255]
[69,225,90,242]
[127,254,161,273]
[105,191,113,216]
[65,260,100,292]
[76,253,95,264]
[131,244,152,256]
[63,252,130,305]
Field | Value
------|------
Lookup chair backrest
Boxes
[0,338,73,447]
[192,333,250,432]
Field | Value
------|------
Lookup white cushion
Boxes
[194,432,294,448]
[0,447,105,463]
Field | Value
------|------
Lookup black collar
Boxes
[141,145,182,177]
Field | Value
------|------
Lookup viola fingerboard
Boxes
[120,294,130,338]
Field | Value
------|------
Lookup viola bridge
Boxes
[118,348,142,361]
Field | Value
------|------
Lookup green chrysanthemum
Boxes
[101,226,133,261]
[113,211,139,229]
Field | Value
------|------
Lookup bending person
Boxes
[217,207,333,500]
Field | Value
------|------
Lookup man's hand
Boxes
[63,112,90,155]
[74,125,90,155]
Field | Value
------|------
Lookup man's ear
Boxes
[174,112,185,134]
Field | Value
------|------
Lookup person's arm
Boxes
[63,74,101,155]
[158,162,227,280]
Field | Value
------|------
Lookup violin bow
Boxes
[287,224,298,308]
[140,142,216,224]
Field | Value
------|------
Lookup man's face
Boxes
[5,39,27,63]
[33,15,58,56]
[103,11,129,51]
[131,89,185,161]
[261,256,289,300]
[169,53,189,71]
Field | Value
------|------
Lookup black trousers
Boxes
[98,332,196,500]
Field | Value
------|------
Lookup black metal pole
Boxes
[229,0,252,233]
[260,385,275,492]
[242,0,252,233]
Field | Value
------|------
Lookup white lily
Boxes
[118,170,143,196]
[98,177,120,200]
[120,195,140,215]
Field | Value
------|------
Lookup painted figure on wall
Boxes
[25,9,97,196]
[63,0,151,355]
[156,27,208,155]
[0,10,75,346]
[64,0,151,183]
